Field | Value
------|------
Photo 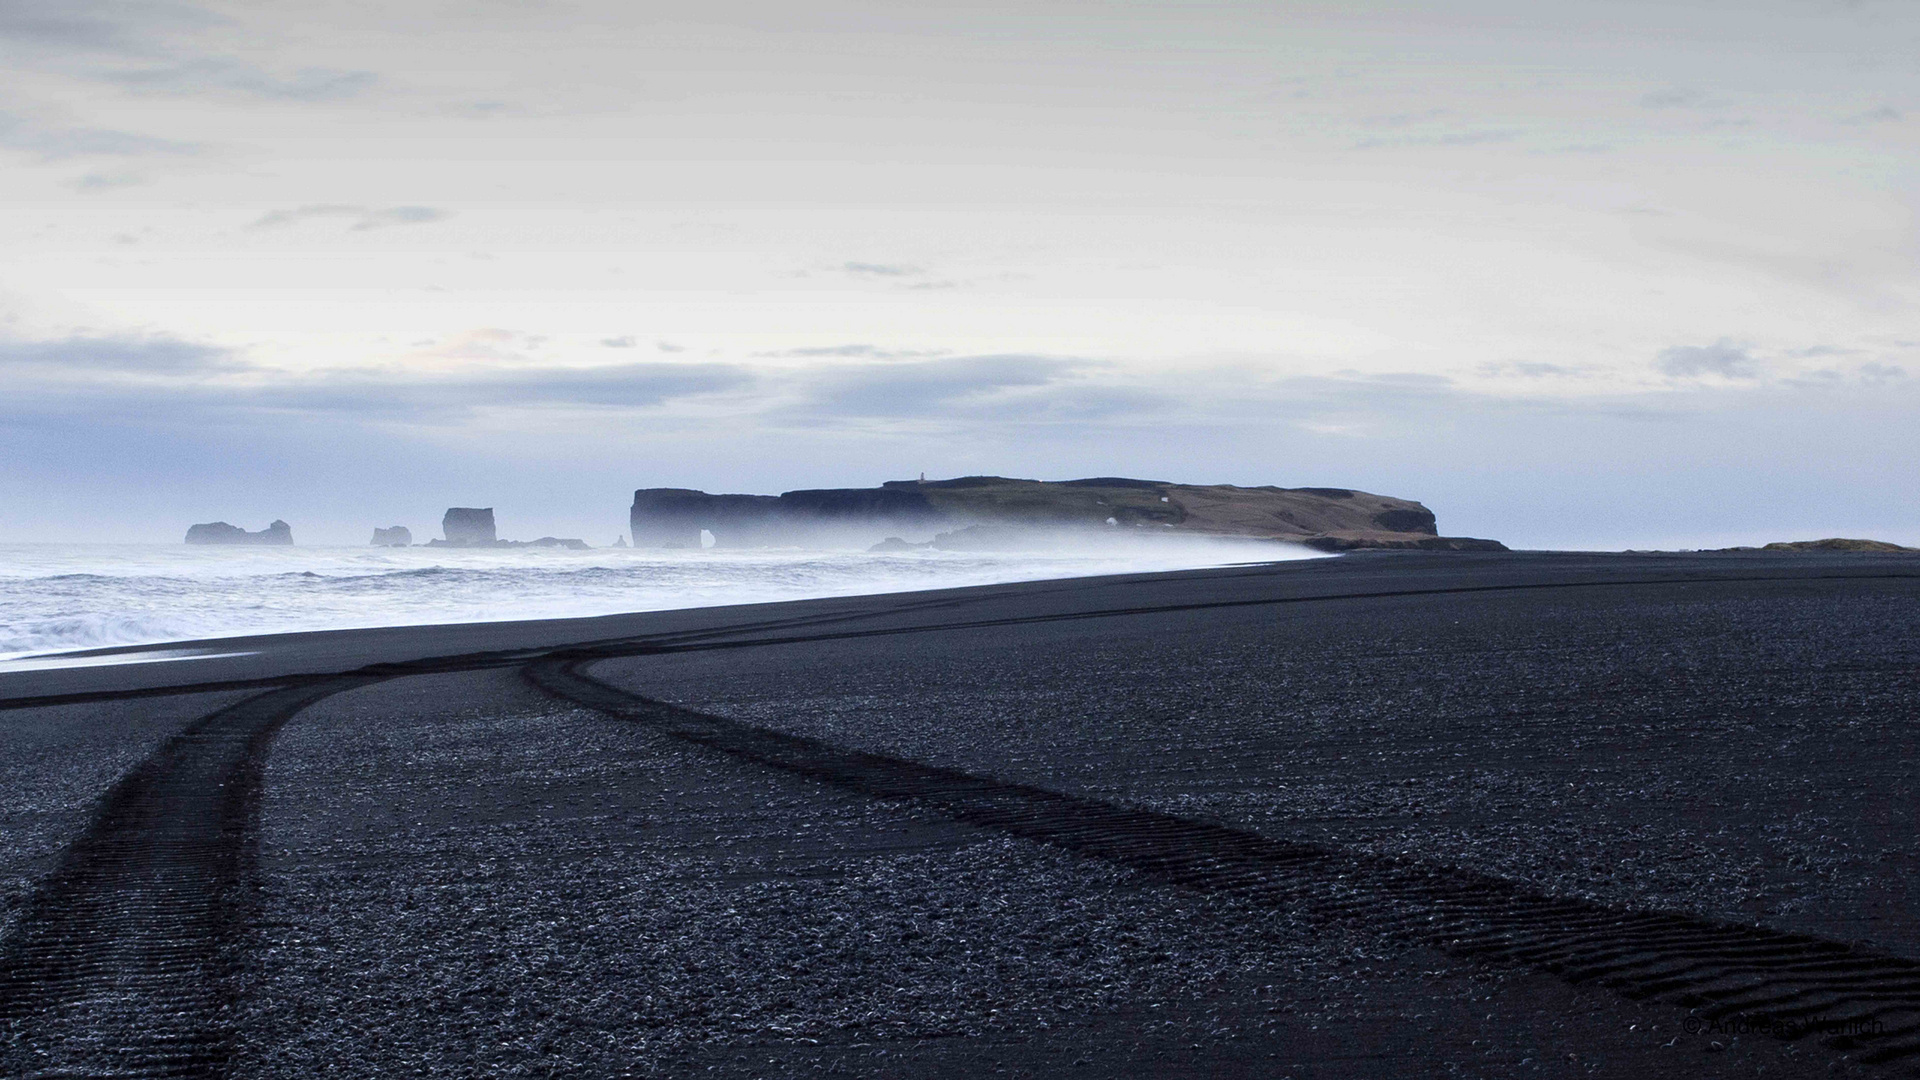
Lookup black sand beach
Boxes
[3,550,1919,1077]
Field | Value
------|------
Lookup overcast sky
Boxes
[2,0,1916,547]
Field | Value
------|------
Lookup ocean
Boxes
[0,538,1319,662]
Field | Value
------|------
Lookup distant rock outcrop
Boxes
[442,507,497,544]
[424,507,588,549]
[1760,538,1918,553]
[370,526,412,547]
[185,520,293,546]
[1697,538,1920,554]
[633,476,1505,552]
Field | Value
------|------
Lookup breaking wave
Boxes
[0,538,1320,661]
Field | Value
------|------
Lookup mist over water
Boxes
[0,537,1321,661]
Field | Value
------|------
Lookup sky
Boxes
[1,0,1916,548]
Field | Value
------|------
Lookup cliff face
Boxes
[628,490,780,547]
[442,508,497,544]
[185,520,294,546]
[630,476,1504,551]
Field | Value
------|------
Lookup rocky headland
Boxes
[1702,537,1920,554]
[630,476,1505,552]
[184,520,294,546]
[1760,537,1917,553]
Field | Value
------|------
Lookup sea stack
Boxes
[185,520,294,546]
[442,507,497,544]
[371,526,413,547]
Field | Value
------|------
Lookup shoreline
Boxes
[0,539,1322,666]
[6,546,1915,703]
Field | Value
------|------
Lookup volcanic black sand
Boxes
[2,550,1918,1078]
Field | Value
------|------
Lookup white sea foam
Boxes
[0,538,1320,662]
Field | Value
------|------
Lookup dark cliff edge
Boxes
[442,507,497,544]
[184,520,293,546]
[630,476,1505,552]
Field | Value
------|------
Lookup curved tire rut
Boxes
[528,659,1920,1072]
[0,595,998,1077]
[0,677,376,1079]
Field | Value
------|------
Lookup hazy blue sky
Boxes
[2,0,1916,547]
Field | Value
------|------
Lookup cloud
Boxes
[249,363,751,417]
[1,3,372,103]
[69,168,144,189]
[1656,339,1760,378]
[780,354,1166,423]
[468,363,748,410]
[600,336,636,348]
[106,57,376,101]
[1353,129,1523,150]
[0,324,750,426]
[4,347,751,425]
[1478,361,1592,379]
[806,355,1073,414]
[1266,371,1463,409]
[1842,105,1903,124]
[248,205,451,231]
[0,0,220,57]
[760,344,946,359]
[656,341,686,353]
[446,100,512,118]
[1641,87,1709,109]
[0,334,239,374]
[0,111,200,159]
[839,261,923,277]
[1166,369,1704,439]
[1784,359,1911,390]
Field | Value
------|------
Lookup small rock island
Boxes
[185,520,294,546]
[427,507,588,549]
[370,526,413,547]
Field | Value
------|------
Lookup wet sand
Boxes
[2,550,1918,1077]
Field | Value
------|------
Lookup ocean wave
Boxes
[0,613,220,660]
[0,539,1318,660]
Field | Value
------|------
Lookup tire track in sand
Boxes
[528,659,1920,1072]
[0,677,376,1079]
[0,602,968,1077]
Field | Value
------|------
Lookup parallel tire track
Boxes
[0,677,375,1079]
[0,600,986,1078]
[528,660,1920,1072]
[0,606,938,1077]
